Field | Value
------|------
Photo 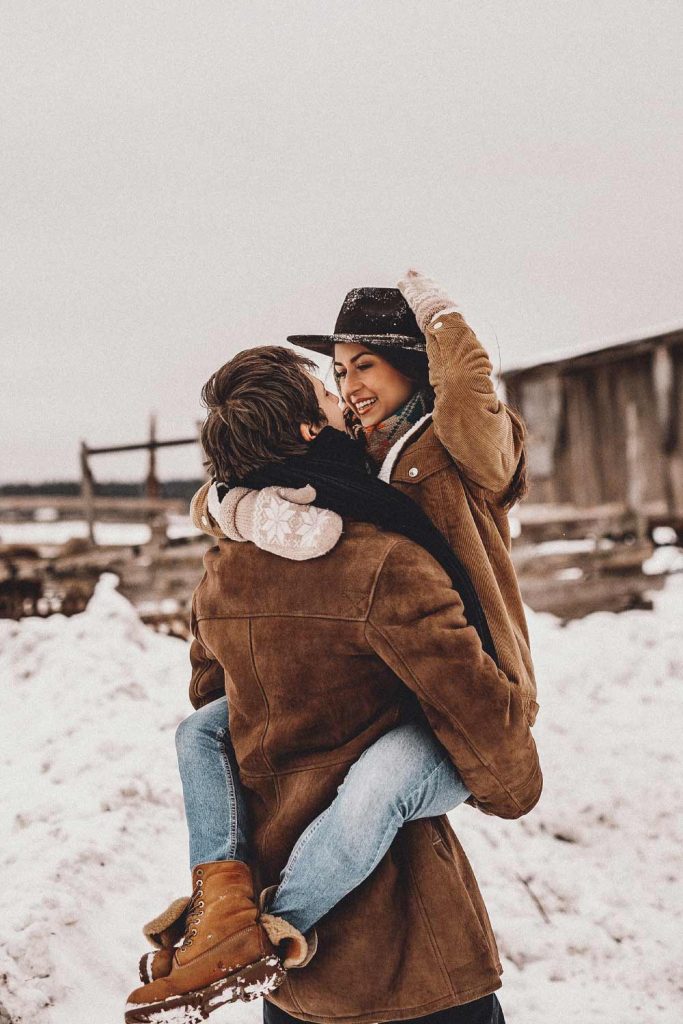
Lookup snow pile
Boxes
[0,576,191,1024]
[1,574,681,1023]
[456,578,682,1022]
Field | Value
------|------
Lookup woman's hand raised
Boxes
[396,269,458,333]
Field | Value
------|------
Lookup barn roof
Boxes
[502,318,683,379]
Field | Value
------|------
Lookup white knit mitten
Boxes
[192,481,343,560]
[397,269,458,333]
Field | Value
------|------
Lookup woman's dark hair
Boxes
[500,446,528,511]
[200,346,326,483]
[333,341,528,509]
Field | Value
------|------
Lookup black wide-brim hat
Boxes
[288,288,426,357]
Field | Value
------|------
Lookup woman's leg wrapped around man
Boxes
[127,698,315,1018]
[266,717,471,934]
[174,695,251,867]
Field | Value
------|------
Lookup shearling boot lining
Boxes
[260,913,316,969]
[142,896,190,949]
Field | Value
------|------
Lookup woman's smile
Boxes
[353,396,378,417]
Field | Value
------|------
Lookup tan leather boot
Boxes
[136,880,319,988]
[125,861,288,1023]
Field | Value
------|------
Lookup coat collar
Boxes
[378,413,433,483]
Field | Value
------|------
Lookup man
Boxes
[126,345,541,1024]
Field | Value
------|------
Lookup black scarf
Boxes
[242,428,498,665]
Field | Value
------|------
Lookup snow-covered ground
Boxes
[1,574,681,1024]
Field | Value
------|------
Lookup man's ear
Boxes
[299,423,319,442]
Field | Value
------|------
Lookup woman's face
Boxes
[333,343,415,428]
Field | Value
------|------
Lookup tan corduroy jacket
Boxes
[191,309,538,724]
[382,310,537,724]
[189,523,542,1022]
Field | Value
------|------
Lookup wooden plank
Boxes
[512,540,653,576]
[0,495,188,515]
[518,571,666,619]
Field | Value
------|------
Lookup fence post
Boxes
[146,414,160,500]
[79,442,96,544]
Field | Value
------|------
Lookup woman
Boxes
[136,272,537,1024]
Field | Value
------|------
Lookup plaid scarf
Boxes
[362,389,432,468]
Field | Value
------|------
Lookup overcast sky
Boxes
[2,0,681,483]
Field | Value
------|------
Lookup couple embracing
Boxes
[124,271,542,1024]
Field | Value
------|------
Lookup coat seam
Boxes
[247,620,281,862]
[404,847,455,995]
[363,619,524,815]
[192,616,223,703]
[191,659,215,699]
[240,756,359,779]
[364,538,405,617]
[196,612,367,623]
[197,543,400,628]
[281,975,305,1015]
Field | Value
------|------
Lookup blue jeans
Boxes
[175,697,470,934]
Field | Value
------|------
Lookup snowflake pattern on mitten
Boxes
[253,489,342,560]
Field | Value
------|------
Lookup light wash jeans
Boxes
[175,696,470,935]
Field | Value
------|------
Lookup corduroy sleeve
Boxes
[426,311,525,492]
[188,592,226,709]
[365,539,542,819]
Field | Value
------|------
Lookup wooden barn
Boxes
[501,322,683,539]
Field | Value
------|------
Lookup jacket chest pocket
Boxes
[392,446,452,485]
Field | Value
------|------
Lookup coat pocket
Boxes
[425,817,445,847]
[407,819,496,971]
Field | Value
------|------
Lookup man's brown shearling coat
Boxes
[189,523,542,1023]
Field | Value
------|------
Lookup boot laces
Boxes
[180,871,205,948]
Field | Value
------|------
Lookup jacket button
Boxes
[408,467,419,478]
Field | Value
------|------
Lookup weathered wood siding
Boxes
[503,332,683,517]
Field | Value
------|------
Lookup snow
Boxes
[1,574,682,1023]
[652,527,678,546]
[642,545,683,576]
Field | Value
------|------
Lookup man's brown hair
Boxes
[200,345,326,482]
